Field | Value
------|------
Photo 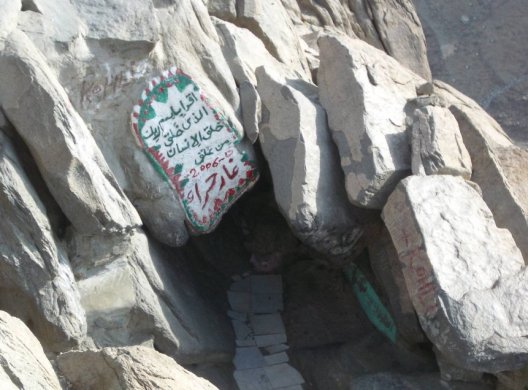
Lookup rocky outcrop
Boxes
[409,95,472,178]
[435,81,528,262]
[0,118,86,352]
[318,34,424,209]
[0,30,141,235]
[256,66,362,258]
[235,0,310,78]
[383,175,528,372]
[281,0,431,79]
[57,346,218,390]
[0,311,62,390]
[70,230,233,365]
[368,227,425,345]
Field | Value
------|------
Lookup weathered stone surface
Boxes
[368,226,425,345]
[257,66,362,258]
[350,371,491,390]
[290,330,437,390]
[57,346,218,390]
[16,0,249,246]
[236,0,310,77]
[0,30,141,235]
[215,18,294,86]
[382,175,528,372]
[435,80,528,263]
[207,0,236,21]
[0,311,61,390]
[365,0,431,80]
[318,34,425,209]
[414,0,528,146]
[281,0,430,79]
[0,0,20,40]
[72,230,233,364]
[0,122,86,352]
[240,81,261,143]
[410,101,472,178]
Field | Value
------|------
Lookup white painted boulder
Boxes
[382,175,528,372]
[318,34,425,209]
[256,66,362,258]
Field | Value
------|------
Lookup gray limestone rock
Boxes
[410,103,472,178]
[318,34,425,209]
[0,123,86,352]
[0,0,20,40]
[350,371,491,390]
[240,81,261,143]
[435,80,528,263]
[281,0,431,79]
[57,346,218,390]
[207,0,237,21]
[0,30,142,235]
[256,66,363,258]
[72,230,233,365]
[16,0,249,246]
[0,311,62,390]
[236,0,310,78]
[368,226,425,345]
[382,175,528,372]
[365,0,431,80]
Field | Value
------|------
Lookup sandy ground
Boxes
[413,0,528,147]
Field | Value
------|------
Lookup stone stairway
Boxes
[227,274,305,390]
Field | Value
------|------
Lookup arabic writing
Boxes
[131,67,258,233]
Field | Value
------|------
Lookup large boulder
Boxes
[435,80,528,263]
[0,311,61,390]
[0,0,20,40]
[368,226,425,345]
[215,18,301,144]
[0,30,141,235]
[14,0,251,246]
[409,95,472,178]
[70,230,233,365]
[382,175,528,372]
[256,66,362,258]
[280,0,431,79]
[57,346,218,390]
[318,34,425,209]
[0,121,86,352]
[235,0,310,78]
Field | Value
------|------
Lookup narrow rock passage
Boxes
[227,273,305,390]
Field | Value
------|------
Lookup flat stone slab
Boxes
[263,352,289,366]
[232,319,255,345]
[228,291,251,312]
[234,347,266,370]
[255,334,287,348]
[228,310,247,321]
[231,277,251,293]
[252,293,283,314]
[250,314,285,336]
[264,344,289,354]
[250,274,283,294]
[264,364,305,388]
[234,368,273,390]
